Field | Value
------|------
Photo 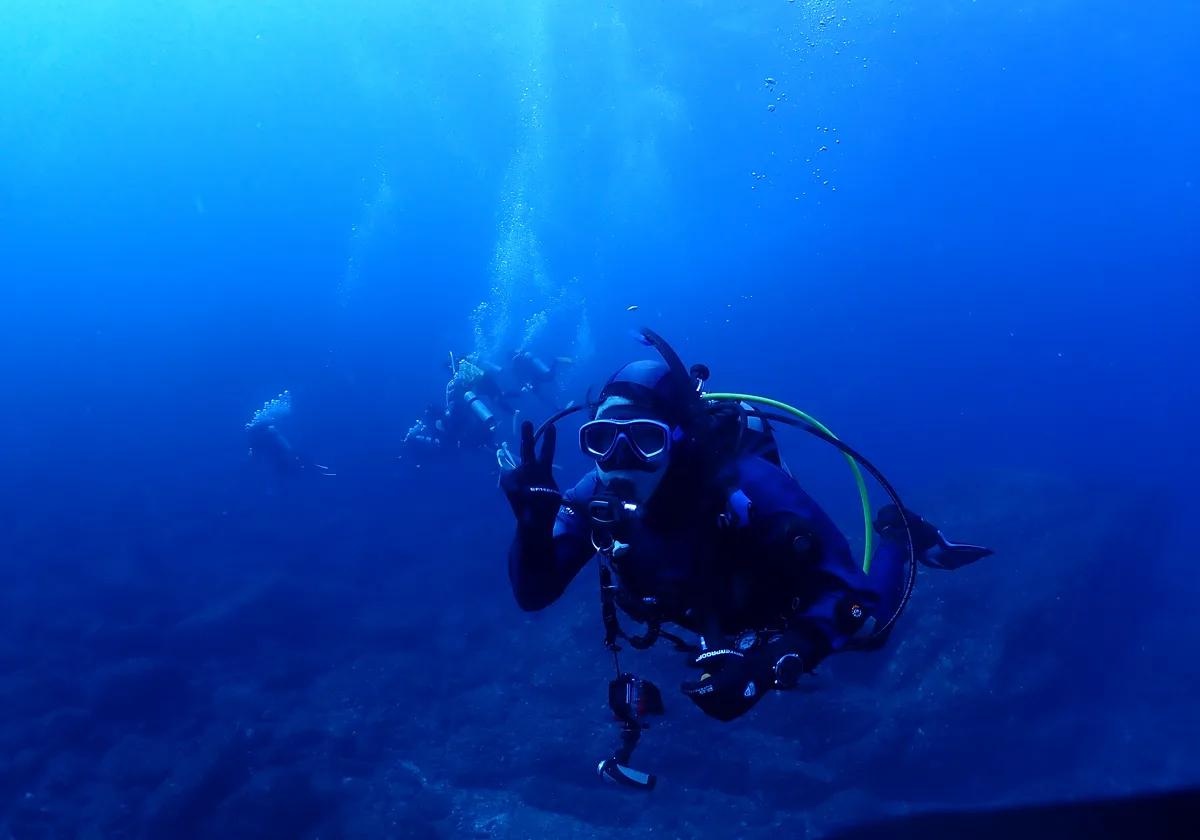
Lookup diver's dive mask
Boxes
[579,418,674,465]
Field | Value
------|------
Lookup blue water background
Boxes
[0,0,1197,836]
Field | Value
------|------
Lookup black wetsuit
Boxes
[509,450,912,667]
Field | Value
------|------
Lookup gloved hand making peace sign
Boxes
[500,421,562,533]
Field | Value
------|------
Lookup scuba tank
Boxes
[741,406,793,478]
[689,363,792,478]
[463,390,498,431]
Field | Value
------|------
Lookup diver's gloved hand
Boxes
[874,504,994,570]
[681,649,765,722]
[500,421,561,533]
[681,632,809,723]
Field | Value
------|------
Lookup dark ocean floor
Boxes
[1,468,1196,838]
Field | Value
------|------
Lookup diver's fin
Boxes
[875,505,993,571]
[920,533,994,570]
[496,443,518,472]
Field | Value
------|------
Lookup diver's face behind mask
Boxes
[584,397,673,502]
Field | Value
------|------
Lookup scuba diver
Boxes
[511,350,573,409]
[403,354,515,461]
[246,391,335,476]
[499,329,993,790]
[448,352,520,416]
[444,354,509,450]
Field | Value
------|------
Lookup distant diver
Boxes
[403,354,509,460]
[512,349,574,409]
[499,329,992,790]
[403,350,569,463]
[246,391,335,476]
